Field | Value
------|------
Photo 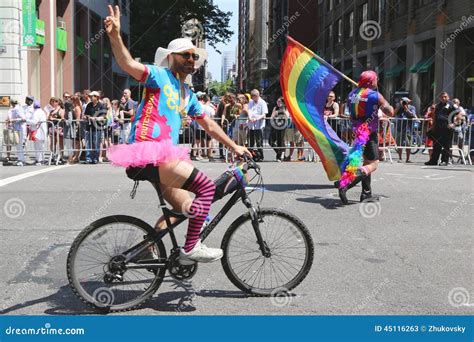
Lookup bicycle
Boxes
[67,155,314,312]
[406,126,424,155]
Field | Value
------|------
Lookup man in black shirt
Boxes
[425,92,457,166]
[83,91,105,163]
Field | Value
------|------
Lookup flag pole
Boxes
[287,36,358,87]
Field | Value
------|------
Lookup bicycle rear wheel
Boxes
[67,215,167,312]
[408,131,422,154]
[221,208,314,296]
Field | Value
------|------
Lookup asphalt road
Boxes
[0,156,472,315]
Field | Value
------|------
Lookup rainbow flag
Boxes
[281,36,349,181]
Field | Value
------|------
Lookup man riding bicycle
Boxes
[104,5,250,265]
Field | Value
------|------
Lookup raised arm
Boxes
[379,94,394,117]
[104,5,145,81]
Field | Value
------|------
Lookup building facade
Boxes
[316,0,474,111]
[0,0,130,116]
[221,50,235,82]
[238,0,271,91]
[238,0,319,93]
[238,0,473,110]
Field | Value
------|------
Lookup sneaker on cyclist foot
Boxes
[179,241,223,265]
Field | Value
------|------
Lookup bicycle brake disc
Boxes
[167,251,198,281]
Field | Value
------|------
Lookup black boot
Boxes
[360,174,372,202]
[338,170,365,204]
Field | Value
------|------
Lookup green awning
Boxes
[343,68,353,75]
[375,66,384,74]
[385,64,405,78]
[56,28,67,51]
[409,57,434,73]
[35,19,45,45]
[418,57,434,73]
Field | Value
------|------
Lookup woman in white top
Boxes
[27,101,48,165]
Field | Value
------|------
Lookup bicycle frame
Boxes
[121,180,265,266]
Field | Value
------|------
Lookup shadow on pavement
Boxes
[265,184,335,192]
[0,279,249,315]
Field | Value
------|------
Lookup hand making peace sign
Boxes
[104,5,121,38]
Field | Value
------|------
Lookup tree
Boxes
[129,0,233,63]
[208,79,235,96]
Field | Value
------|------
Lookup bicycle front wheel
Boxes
[67,215,167,312]
[221,208,314,296]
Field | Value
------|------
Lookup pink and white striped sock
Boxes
[182,169,216,253]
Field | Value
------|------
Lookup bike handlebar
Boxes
[241,154,260,172]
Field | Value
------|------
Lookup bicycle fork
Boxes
[242,197,271,258]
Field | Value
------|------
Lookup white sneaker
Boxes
[16,161,24,166]
[179,241,223,265]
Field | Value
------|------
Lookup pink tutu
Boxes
[108,140,191,168]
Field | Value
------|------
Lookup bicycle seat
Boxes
[126,165,160,182]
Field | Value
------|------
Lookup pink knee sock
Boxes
[360,166,370,175]
[182,169,216,252]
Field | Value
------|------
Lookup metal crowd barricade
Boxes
[3,115,471,166]
[180,117,230,161]
[56,118,133,165]
[1,120,56,165]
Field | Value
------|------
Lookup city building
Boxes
[315,0,474,110]
[0,0,130,115]
[238,0,473,110]
[238,0,272,90]
[238,0,319,94]
[221,50,235,82]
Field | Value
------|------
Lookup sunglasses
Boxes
[173,52,200,61]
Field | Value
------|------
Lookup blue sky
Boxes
[207,0,238,82]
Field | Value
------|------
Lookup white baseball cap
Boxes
[154,38,208,69]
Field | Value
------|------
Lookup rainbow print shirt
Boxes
[347,88,380,133]
[128,65,204,144]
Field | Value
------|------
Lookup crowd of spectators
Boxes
[2,87,473,166]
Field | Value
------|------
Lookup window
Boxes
[378,0,384,23]
[325,27,331,49]
[349,12,354,37]
[121,0,128,16]
[337,19,342,43]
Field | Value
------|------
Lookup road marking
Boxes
[0,165,71,187]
